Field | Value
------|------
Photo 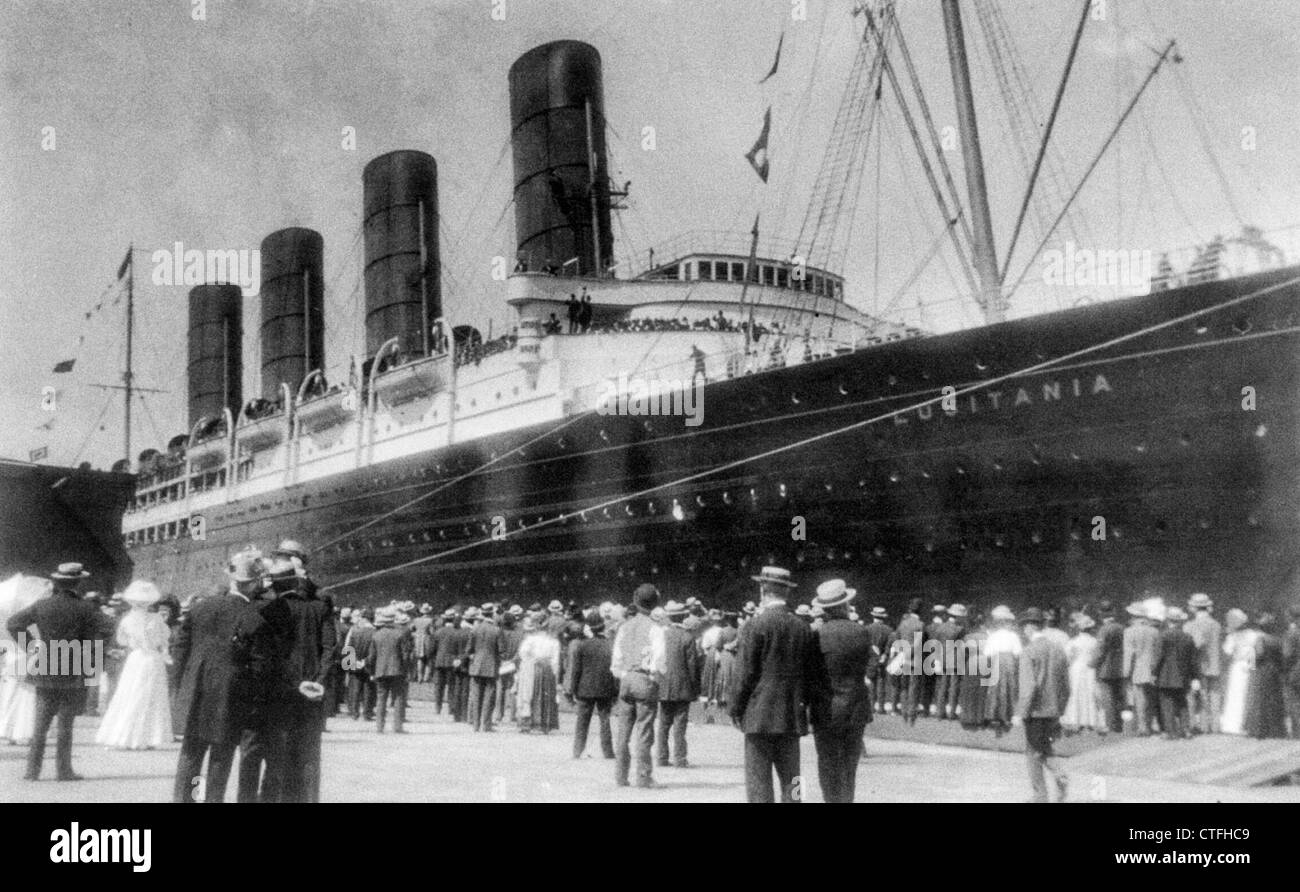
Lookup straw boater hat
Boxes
[795,604,812,617]
[947,603,968,618]
[990,604,1015,622]
[1071,612,1096,631]
[664,600,689,618]
[813,579,857,609]
[272,539,308,561]
[870,606,888,619]
[1165,606,1188,622]
[547,599,563,613]
[1188,592,1213,610]
[374,608,395,627]
[932,604,947,614]
[122,580,161,607]
[51,562,90,580]
[1143,598,1167,623]
[1124,601,1147,618]
[751,566,797,588]
[509,604,524,617]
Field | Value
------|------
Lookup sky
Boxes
[2,0,1298,471]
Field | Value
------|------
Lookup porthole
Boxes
[1233,316,1251,335]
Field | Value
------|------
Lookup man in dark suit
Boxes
[430,611,457,714]
[366,608,412,732]
[171,551,274,802]
[932,604,966,720]
[7,562,112,781]
[894,598,926,725]
[656,600,701,768]
[1014,607,1072,803]
[809,580,870,802]
[496,606,525,724]
[1284,605,1300,739]
[729,566,821,803]
[257,553,336,803]
[1091,601,1126,733]
[451,607,476,723]
[1153,607,1198,740]
[344,608,377,720]
[466,604,503,731]
[568,610,618,758]
[864,607,894,714]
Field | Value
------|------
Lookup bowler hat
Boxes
[633,583,660,611]
[1018,607,1045,625]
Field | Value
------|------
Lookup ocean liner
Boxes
[120,3,1300,611]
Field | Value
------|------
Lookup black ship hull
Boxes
[129,266,1300,613]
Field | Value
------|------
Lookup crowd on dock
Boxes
[2,551,1298,802]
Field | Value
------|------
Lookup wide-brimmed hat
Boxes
[1143,599,1167,623]
[991,605,1015,622]
[51,562,90,580]
[122,580,161,607]
[272,539,308,560]
[664,600,689,617]
[374,608,395,627]
[870,606,888,619]
[751,566,797,588]
[813,579,857,609]
[227,550,265,583]
[947,603,968,618]
[1018,607,1045,626]
[1188,593,1213,610]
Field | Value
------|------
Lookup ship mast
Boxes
[940,0,1003,323]
[585,99,603,278]
[123,245,134,463]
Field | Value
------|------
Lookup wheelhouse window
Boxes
[730,262,744,282]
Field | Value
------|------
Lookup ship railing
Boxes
[616,230,818,280]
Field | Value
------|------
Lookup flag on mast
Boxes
[52,359,75,373]
[759,32,784,83]
[116,247,131,280]
[745,108,772,183]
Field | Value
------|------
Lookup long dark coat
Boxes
[729,603,825,735]
[172,592,272,743]
[810,618,875,733]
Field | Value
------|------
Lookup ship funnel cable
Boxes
[319,269,1300,594]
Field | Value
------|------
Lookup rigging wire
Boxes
[321,267,1300,594]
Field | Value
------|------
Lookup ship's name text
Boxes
[895,373,1112,425]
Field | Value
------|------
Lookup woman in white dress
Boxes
[515,615,561,734]
[1062,613,1103,734]
[0,574,50,745]
[95,581,173,749]
[1220,607,1257,735]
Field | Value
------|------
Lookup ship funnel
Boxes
[186,283,243,430]
[362,150,441,361]
[259,227,325,400]
[508,40,613,277]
